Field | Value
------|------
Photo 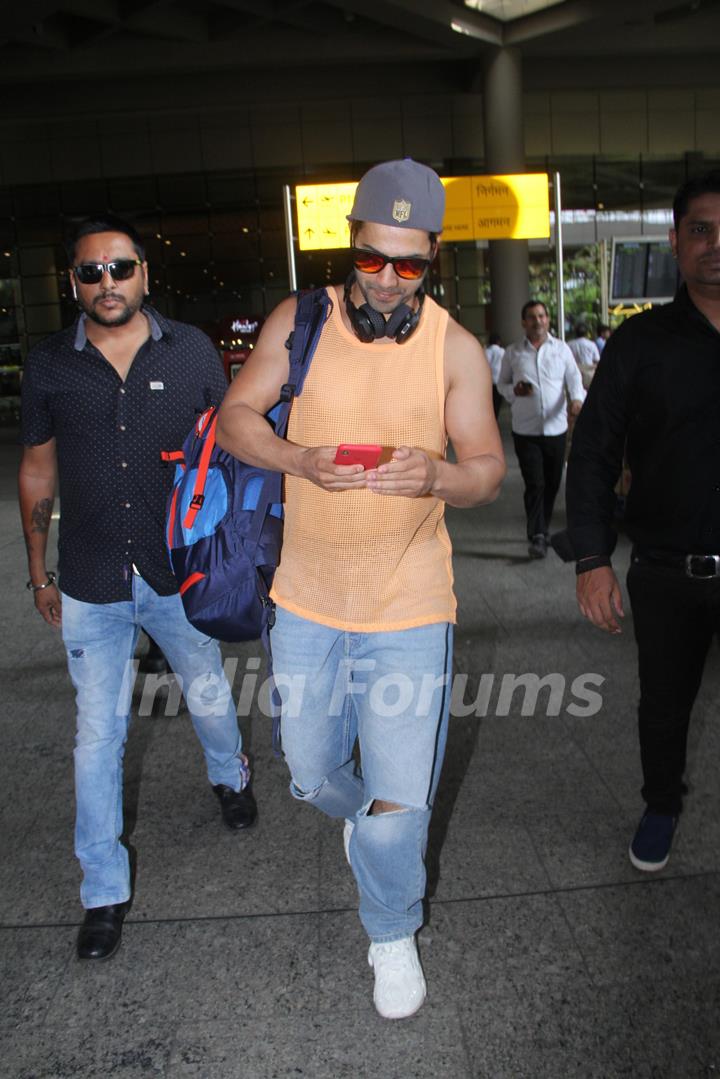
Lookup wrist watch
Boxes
[26,572,57,592]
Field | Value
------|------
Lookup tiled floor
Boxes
[2,420,718,1078]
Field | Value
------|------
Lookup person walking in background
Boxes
[565,170,720,873]
[485,331,505,418]
[499,300,585,560]
[567,322,601,368]
[216,160,505,1019]
[568,322,601,390]
[595,323,611,353]
[18,213,256,962]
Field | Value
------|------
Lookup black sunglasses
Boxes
[351,248,432,281]
[73,259,143,285]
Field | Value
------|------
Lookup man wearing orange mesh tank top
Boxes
[217,160,505,1020]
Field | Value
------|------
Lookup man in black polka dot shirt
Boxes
[18,213,257,961]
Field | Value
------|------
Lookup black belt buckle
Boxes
[685,553,720,579]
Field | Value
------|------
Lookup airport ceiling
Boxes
[2,0,720,86]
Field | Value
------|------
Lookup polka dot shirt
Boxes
[21,306,229,603]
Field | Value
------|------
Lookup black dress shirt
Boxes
[21,306,228,603]
[567,285,720,560]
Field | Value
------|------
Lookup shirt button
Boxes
[124,502,131,508]
[121,462,128,468]
[119,424,126,431]
[120,388,126,395]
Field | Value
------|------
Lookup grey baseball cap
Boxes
[347,159,445,233]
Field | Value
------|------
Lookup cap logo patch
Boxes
[392,199,411,223]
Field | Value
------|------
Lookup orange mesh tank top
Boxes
[270,288,456,632]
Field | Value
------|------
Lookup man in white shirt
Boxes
[568,323,601,390]
[485,332,505,418]
[499,300,585,559]
[568,323,601,368]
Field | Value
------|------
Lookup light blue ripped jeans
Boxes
[61,576,245,909]
[271,606,452,943]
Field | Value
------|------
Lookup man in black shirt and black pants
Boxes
[565,171,720,872]
[18,214,256,961]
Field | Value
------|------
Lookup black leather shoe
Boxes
[77,902,129,961]
[213,783,257,831]
[528,534,548,559]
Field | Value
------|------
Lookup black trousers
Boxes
[627,559,720,814]
[512,431,567,540]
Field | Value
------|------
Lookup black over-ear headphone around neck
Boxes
[344,274,424,345]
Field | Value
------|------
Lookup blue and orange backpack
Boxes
[163,288,331,646]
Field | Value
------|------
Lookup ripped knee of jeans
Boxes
[360,798,424,817]
[286,759,364,820]
[289,778,325,803]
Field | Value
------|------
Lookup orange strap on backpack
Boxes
[183,410,219,529]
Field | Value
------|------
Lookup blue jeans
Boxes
[270,607,452,943]
[61,576,245,909]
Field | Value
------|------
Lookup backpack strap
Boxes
[275,287,332,440]
[247,288,331,547]
[183,409,219,529]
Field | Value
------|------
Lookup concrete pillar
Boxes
[483,47,529,347]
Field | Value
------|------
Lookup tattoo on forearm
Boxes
[24,497,53,557]
[30,498,53,534]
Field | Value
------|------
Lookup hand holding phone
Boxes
[514,380,534,397]
[334,443,383,470]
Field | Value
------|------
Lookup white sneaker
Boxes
[368,936,427,1019]
[343,818,354,866]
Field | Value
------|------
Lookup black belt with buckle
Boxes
[634,548,720,579]
[685,553,720,579]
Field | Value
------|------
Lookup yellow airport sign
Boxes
[295,182,356,251]
[295,173,549,250]
[442,173,550,240]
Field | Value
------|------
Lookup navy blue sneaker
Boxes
[629,811,678,872]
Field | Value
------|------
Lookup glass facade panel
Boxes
[156,174,207,209]
[206,174,258,205]
[0,279,18,342]
[17,217,63,245]
[14,186,60,218]
[540,159,595,210]
[109,178,158,212]
[594,158,642,211]
[641,158,687,211]
[162,212,210,236]
[60,181,108,216]
[19,246,63,276]
[211,231,261,260]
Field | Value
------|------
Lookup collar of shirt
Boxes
[523,332,557,352]
[73,306,167,351]
[673,283,720,337]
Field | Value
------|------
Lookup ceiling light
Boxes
[463,0,566,19]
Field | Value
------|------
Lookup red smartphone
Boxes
[334,443,383,470]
